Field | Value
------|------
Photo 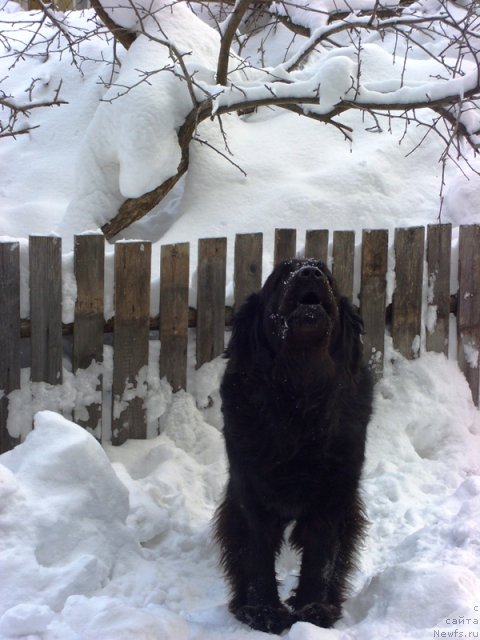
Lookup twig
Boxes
[193,134,248,177]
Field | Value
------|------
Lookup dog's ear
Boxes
[225,292,268,372]
[337,297,365,375]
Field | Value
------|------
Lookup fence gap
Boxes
[360,229,388,379]
[457,224,480,406]
[426,224,451,355]
[274,228,296,265]
[112,241,151,445]
[73,235,105,436]
[0,242,21,453]
[391,226,425,359]
[305,230,329,263]
[332,230,355,301]
[160,243,190,392]
[30,236,63,385]
[234,233,263,312]
[196,237,227,368]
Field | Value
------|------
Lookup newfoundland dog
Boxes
[215,258,373,634]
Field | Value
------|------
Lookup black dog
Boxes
[215,259,373,634]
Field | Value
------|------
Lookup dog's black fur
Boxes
[215,259,373,634]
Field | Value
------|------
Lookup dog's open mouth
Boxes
[298,291,322,306]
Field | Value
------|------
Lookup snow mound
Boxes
[0,412,134,620]
[0,404,228,639]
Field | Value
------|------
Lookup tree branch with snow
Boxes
[1,0,479,237]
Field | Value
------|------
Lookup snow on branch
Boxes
[90,0,480,236]
[282,12,453,72]
[90,0,137,50]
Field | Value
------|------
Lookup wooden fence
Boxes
[0,224,479,452]
[24,0,88,11]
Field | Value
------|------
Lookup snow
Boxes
[1,350,479,639]
[1,2,480,639]
[463,342,479,369]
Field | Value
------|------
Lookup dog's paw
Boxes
[232,603,295,634]
[291,602,342,628]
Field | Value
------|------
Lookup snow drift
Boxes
[0,347,479,639]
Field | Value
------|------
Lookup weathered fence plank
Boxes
[0,243,21,453]
[160,243,190,392]
[360,229,388,379]
[457,224,480,406]
[392,226,425,359]
[112,242,151,445]
[332,230,355,301]
[426,224,451,355]
[30,236,63,385]
[28,0,74,9]
[234,233,263,311]
[73,235,105,435]
[274,228,296,265]
[305,230,329,263]
[196,237,227,368]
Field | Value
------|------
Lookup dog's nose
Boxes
[298,265,323,280]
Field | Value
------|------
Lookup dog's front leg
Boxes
[288,514,344,628]
[215,486,294,633]
[236,508,295,634]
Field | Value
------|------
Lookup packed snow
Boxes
[1,1,480,639]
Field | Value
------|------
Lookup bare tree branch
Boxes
[90,0,137,50]
[216,0,252,85]
[0,91,67,139]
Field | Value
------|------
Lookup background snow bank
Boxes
[0,345,479,640]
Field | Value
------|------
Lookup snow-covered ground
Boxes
[1,348,480,640]
[1,2,480,639]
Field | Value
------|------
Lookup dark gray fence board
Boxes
[392,226,425,359]
[30,236,63,385]
[458,224,480,405]
[274,228,296,265]
[196,237,227,368]
[332,230,355,300]
[234,233,262,312]
[0,242,21,453]
[305,230,329,263]
[73,235,105,434]
[112,242,151,444]
[160,243,190,392]
[426,224,451,355]
[360,229,388,379]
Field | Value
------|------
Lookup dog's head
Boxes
[261,259,340,350]
[227,259,365,376]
